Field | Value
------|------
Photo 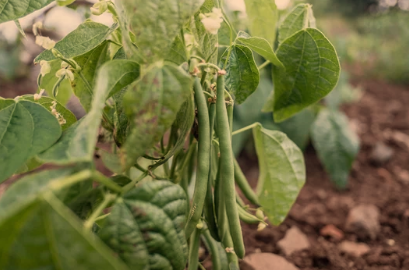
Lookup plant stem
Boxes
[258,60,270,71]
[92,171,123,193]
[84,193,116,230]
[48,170,93,191]
[122,171,148,194]
[231,122,260,136]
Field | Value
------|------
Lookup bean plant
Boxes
[0,0,341,269]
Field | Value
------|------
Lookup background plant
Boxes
[0,0,340,269]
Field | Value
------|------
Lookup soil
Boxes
[236,79,409,270]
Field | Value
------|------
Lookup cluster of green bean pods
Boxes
[184,69,265,269]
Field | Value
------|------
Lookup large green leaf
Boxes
[243,0,278,46]
[0,194,128,270]
[38,59,73,105]
[310,109,359,188]
[0,0,53,23]
[120,63,192,170]
[278,4,315,44]
[34,22,115,63]
[236,31,283,68]
[165,35,188,65]
[99,181,188,270]
[120,0,204,61]
[0,99,61,183]
[277,108,316,150]
[0,167,89,211]
[72,41,111,112]
[38,59,116,164]
[221,45,260,104]
[268,28,340,122]
[22,95,77,131]
[253,125,305,225]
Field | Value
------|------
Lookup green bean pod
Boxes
[185,78,211,239]
[202,229,224,270]
[237,204,263,224]
[234,159,260,206]
[188,227,202,270]
[215,73,245,258]
[204,102,220,241]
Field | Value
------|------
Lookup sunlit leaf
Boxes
[0,0,53,23]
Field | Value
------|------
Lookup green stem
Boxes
[258,60,270,71]
[84,193,116,230]
[176,141,197,184]
[48,170,93,191]
[92,171,123,193]
[202,229,222,270]
[197,63,221,72]
[232,122,260,136]
[122,171,148,194]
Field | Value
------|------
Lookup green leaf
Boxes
[98,60,140,100]
[221,45,260,104]
[121,0,204,61]
[0,99,62,183]
[0,0,53,23]
[34,22,115,63]
[99,181,188,270]
[166,34,188,65]
[253,125,305,225]
[191,0,218,64]
[0,167,88,211]
[310,109,359,188]
[120,63,192,170]
[236,31,284,69]
[72,41,111,112]
[21,95,77,130]
[38,59,116,164]
[152,92,195,169]
[243,0,278,46]
[268,28,341,122]
[56,0,76,6]
[39,59,73,105]
[277,108,316,150]
[278,4,315,44]
[0,193,128,270]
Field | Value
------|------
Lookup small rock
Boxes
[370,142,394,165]
[320,225,344,241]
[339,241,370,257]
[345,204,380,240]
[243,253,299,270]
[277,227,310,256]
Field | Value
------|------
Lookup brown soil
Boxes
[238,80,409,270]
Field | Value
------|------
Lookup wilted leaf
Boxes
[120,63,192,170]
[121,0,204,61]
